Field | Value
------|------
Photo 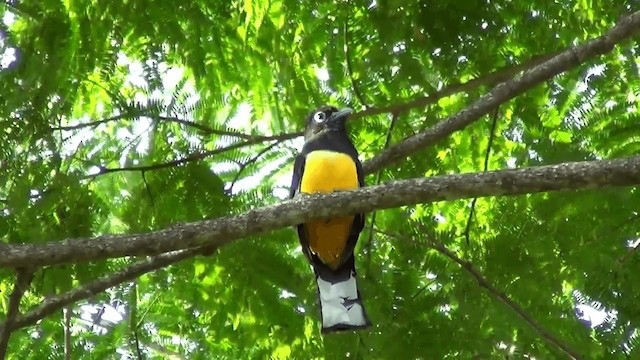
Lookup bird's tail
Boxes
[313,257,371,333]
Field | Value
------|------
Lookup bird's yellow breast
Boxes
[300,150,359,268]
[300,150,358,193]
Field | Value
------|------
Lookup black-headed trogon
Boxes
[289,106,371,333]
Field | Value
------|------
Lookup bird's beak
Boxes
[329,108,353,123]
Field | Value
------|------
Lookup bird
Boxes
[289,105,371,333]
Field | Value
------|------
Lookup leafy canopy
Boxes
[1,0,639,358]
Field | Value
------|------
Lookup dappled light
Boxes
[1,0,640,359]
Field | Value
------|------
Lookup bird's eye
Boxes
[313,112,327,123]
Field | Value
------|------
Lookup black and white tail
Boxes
[313,258,371,333]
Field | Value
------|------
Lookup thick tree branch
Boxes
[1,156,639,269]
[0,248,208,334]
[429,240,582,359]
[362,12,640,174]
[0,269,33,358]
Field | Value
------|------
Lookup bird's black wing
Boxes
[337,157,365,269]
[289,154,305,199]
[290,154,314,262]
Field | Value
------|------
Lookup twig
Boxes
[156,116,262,140]
[411,279,437,300]
[141,171,155,206]
[365,112,399,272]
[51,112,298,142]
[64,307,72,360]
[0,269,34,358]
[362,12,640,174]
[0,247,211,333]
[145,342,185,360]
[227,141,281,194]
[50,113,136,131]
[1,155,638,269]
[344,19,370,109]
[428,239,582,359]
[90,306,105,331]
[130,281,143,360]
[1,2,39,23]
[82,132,299,179]
[464,108,500,247]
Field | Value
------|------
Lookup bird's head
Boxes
[304,106,353,140]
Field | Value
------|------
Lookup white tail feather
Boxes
[316,270,369,330]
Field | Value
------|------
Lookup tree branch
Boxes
[0,269,33,358]
[129,281,143,360]
[0,248,208,334]
[83,132,299,179]
[365,112,399,271]
[361,11,640,174]
[429,239,582,359]
[51,113,282,141]
[0,155,639,269]
[351,50,562,121]
[464,108,500,247]
[50,113,134,131]
[344,19,370,109]
[64,307,72,360]
[227,141,282,194]
[156,116,258,139]
[144,342,186,360]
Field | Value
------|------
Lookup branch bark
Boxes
[0,155,639,269]
[361,11,640,174]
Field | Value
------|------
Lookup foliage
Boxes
[1,0,639,358]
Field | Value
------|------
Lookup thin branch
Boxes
[50,113,135,131]
[83,132,299,179]
[344,19,370,109]
[227,141,282,194]
[0,155,639,269]
[361,12,640,174]
[144,342,186,360]
[365,112,399,272]
[64,307,72,360]
[141,171,155,206]
[156,116,265,140]
[429,239,582,359]
[351,50,560,121]
[0,269,34,358]
[0,247,210,333]
[51,112,297,142]
[130,281,143,360]
[1,2,39,22]
[411,279,437,300]
[464,108,500,247]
